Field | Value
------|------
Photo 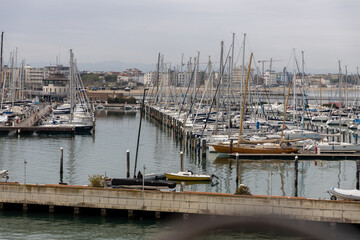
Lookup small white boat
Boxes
[0,169,9,181]
[328,187,360,201]
[165,170,212,181]
[53,103,71,114]
[309,141,360,153]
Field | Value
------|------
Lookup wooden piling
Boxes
[60,147,64,175]
[295,156,299,197]
[236,153,239,186]
[127,150,130,178]
[202,138,206,157]
[180,151,184,172]
[356,160,360,190]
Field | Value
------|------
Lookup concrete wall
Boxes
[1,183,360,224]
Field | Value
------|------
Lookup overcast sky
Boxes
[1,0,359,73]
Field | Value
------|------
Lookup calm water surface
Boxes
[0,109,357,239]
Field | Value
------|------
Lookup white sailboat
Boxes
[40,50,95,132]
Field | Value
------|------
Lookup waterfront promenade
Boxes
[1,182,360,224]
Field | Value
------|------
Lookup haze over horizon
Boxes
[1,0,359,74]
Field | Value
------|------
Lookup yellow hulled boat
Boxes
[165,171,212,181]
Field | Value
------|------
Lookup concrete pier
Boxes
[1,183,360,224]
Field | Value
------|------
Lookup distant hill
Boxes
[77,61,156,72]
[30,60,156,73]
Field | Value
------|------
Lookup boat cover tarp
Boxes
[0,115,8,122]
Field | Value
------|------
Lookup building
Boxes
[24,66,47,91]
[42,72,69,101]
[263,70,277,86]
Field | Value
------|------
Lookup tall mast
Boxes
[228,32,235,137]
[301,51,305,108]
[238,53,253,142]
[0,32,3,85]
[241,33,246,106]
[193,52,200,103]
[345,65,348,108]
[69,49,74,123]
[155,53,160,104]
[215,41,224,134]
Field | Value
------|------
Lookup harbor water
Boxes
[0,109,358,239]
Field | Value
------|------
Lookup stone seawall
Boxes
[1,183,360,224]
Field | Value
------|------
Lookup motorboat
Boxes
[328,187,360,201]
[307,141,360,153]
[107,178,176,189]
[53,103,71,114]
[0,169,9,181]
[165,170,212,181]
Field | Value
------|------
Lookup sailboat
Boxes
[212,53,299,154]
[308,61,360,153]
[39,50,94,132]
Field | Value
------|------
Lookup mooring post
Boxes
[180,151,184,172]
[230,139,233,154]
[202,138,206,158]
[348,131,351,144]
[356,160,360,190]
[295,156,299,197]
[236,153,240,187]
[126,150,130,178]
[60,147,64,175]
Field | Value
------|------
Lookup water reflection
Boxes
[0,110,358,199]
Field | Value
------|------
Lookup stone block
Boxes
[333,210,343,219]
[108,197,117,206]
[99,197,109,205]
[198,202,207,211]
[312,209,323,218]
[170,201,180,209]
[290,208,302,216]
[161,200,171,208]
[179,201,190,210]
[281,207,292,216]
[90,197,99,204]
[150,199,161,208]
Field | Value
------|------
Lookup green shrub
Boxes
[235,184,251,195]
[88,174,106,187]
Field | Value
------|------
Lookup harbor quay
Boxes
[1,182,360,225]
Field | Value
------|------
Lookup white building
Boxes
[264,70,277,86]
[42,73,69,101]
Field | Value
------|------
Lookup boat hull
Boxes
[165,173,211,181]
[212,144,299,154]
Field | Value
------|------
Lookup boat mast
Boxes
[228,32,235,137]
[238,52,253,142]
[241,33,246,108]
[133,88,148,178]
[69,49,75,123]
[215,42,224,134]
[0,32,3,94]
[338,60,342,143]
[301,51,305,109]
[280,72,294,141]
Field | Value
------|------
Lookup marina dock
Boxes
[1,182,360,225]
[229,150,360,160]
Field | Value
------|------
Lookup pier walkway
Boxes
[18,103,53,127]
[1,182,360,224]
[0,103,77,134]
